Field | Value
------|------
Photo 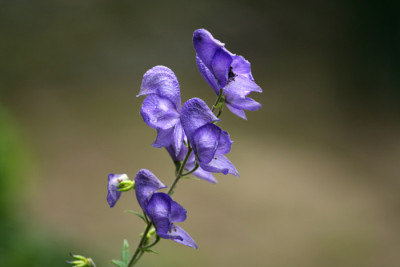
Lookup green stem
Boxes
[211,89,224,112]
[168,143,193,195]
[128,222,153,266]
[181,163,199,176]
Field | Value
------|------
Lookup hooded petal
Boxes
[193,29,233,89]
[193,29,225,68]
[140,94,180,130]
[135,169,167,211]
[180,98,219,139]
[196,56,220,95]
[138,66,181,109]
[192,123,220,164]
[107,174,129,208]
[199,154,239,176]
[158,225,198,249]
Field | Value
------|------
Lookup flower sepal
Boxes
[67,253,96,267]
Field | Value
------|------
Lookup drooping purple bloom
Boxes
[138,66,185,158]
[107,173,129,208]
[146,193,197,249]
[138,66,218,183]
[180,98,238,176]
[134,169,197,248]
[193,29,262,119]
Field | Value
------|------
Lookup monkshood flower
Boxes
[193,29,262,119]
[137,66,185,158]
[107,173,132,208]
[135,169,197,248]
[138,66,217,183]
[180,98,238,176]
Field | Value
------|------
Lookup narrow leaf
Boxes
[121,239,130,264]
[142,248,159,254]
[111,259,126,267]
[124,210,146,222]
[182,176,200,181]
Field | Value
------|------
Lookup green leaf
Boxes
[182,176,200,181]
[124,210,146,222]
[142,248,159,254]
[121,239,130,265]
[111,259,126,267]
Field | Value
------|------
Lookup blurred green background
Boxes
[1,0,399,266]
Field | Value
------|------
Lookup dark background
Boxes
[1,0,399,266]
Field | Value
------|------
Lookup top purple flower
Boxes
[193,29,262,119]
[137,66,185,158]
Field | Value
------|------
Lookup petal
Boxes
[211,48,233,88]
[199,154,239,176]
[145,192,172,234]
[196,56,220,95]
[180,98,219,139]
[193,29,224,68]
[166,143,188,162]
[185,152,218,183]
[231,55,253,79]
[192,166,218,184]
[172,122,185,157]
[226,95,262,112]
[153,127,174,148]
[134,169,167,211]
[225,103,247,120]
[138,66,181,109]
[170,199,187,223]
[224,75,262,98]
[192,123,221,164]
[158,225,198,249]
[107,174,128,208]
[216,130,233,155]
[140,94,180,130]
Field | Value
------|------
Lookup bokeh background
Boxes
[1,0,399,266]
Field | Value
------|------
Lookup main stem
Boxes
[128,145,193,266]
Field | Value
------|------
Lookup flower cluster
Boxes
[101,28,261,266]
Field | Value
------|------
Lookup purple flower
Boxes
[138,66,185,158]
[180,98,238,176]
[193,29,262,119]
[138,66,218,183]
[134,169,197,249]
[107,173,129,208]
